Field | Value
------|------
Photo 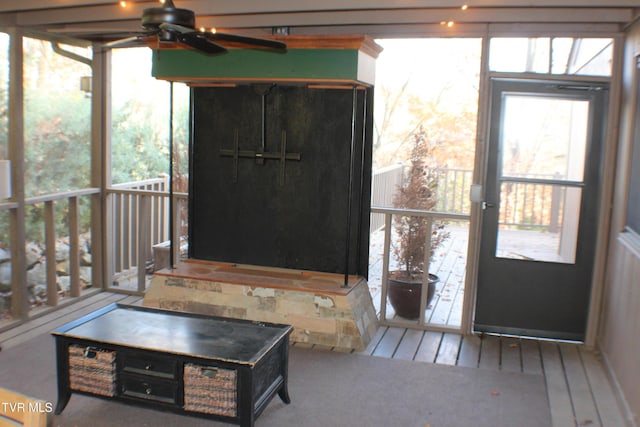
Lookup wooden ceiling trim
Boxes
[8,3,638,27]
[3,0,640,14]
[1,2,635,41]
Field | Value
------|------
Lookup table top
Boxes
[52,304,292,365]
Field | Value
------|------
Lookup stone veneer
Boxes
[143,261,379,352]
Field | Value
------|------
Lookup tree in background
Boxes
[0,40,186,244]
[392,126,449,279]
[373,39,480,172]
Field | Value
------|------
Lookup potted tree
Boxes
[388,127,449,319]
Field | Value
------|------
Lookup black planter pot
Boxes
[387,272,439,320]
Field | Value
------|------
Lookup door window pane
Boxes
[496,184,581,264]
[501,95,589,181]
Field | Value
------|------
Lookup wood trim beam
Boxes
[3,0,640,14]
[8,5,636,29]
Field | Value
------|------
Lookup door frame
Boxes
[463,50,623,347]
[478,77,608,340]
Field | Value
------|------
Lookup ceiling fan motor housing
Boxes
[142,7,196,41]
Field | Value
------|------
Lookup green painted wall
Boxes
[151,48,363,82]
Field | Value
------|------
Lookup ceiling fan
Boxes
[106,0,287,54]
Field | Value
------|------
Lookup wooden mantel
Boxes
[150,34,383,85]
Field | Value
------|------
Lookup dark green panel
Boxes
[152,49,360,81]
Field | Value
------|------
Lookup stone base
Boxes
[143,260,379,352]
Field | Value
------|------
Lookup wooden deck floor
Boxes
[368,225,469,328]
[0,291,628,427]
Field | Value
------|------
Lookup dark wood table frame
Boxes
[52,303,292,427]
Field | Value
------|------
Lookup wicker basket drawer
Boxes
[183,364,237,417]
[68,344,116,397]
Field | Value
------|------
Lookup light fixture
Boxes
[0,160,11,199]
[80,76,92,94]
[272,27,289,36]
[461,4,469,11]
[119,1,165,7]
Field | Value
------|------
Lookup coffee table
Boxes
[52,303,292,427]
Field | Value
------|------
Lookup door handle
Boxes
[482,202,495,209]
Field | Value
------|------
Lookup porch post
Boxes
[8,27,28,319]
[90,47,112,290]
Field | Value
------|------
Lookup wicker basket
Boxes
[68,344,117,397]
[183,364,237,417]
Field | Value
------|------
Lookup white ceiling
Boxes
[0,0,638,42]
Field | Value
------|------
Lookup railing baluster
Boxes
[123,194,131,270]
[419,217,434,327]
[44,201,58,307]
[114,193,122,273]
[69,196,81,298]
[137,195,151,292]
[131,194,138,268]
[172,195,181,266]
[380,212,393,322]
[162,175,170,243]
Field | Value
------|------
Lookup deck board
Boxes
[434,332,461,366]
[0,291,628,427]
[560,343,601,426]
[0,291,113,340]
[579,348,627,427]
[369,227,467,329]
[427,237,459,325]
[372,326,404,358]
[520,338,543,375]
[393,328,423,360]
[479,334,501,370]
[0,292,134,350]
[457,334,481,368]
[541,341,576,427]
[356,326,386,356]
[500,336,522,373]
[413,331,442,363]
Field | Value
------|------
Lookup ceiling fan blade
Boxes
[159,23,225,54]
[178,32,227,54]
[206,32,287,51]
[102,34,152,48]
[159,22,194,34]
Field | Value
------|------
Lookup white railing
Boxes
[374,166,561,231]
[370,206,471,331]
[0,168,564,325]
[0,179,187,327]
